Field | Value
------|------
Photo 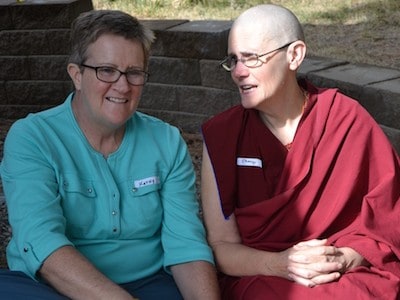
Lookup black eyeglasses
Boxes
[220,41,296,72]
[80,64,149,86]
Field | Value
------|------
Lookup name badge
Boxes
[134,176,160,188]
[236,157,262,168]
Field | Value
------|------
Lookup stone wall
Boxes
[1,0,399,152]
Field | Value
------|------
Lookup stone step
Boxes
[0,55,69,80]
[141,82,238,117]
[1,79,399,152]
[1,80,72,106]
[143,20,232,59]
[299,56,400,130]
[139,108,209,134]
[148,56,236,90]
[0,29,70,56]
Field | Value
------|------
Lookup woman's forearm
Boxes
[39,246,135,300]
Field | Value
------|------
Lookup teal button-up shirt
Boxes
[0,93,213,283]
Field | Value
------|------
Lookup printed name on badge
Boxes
[236,157,262,168]
[134,176,160,188]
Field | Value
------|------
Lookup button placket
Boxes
[110,191,120,235]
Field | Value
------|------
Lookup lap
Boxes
[121,269,183,300]
[220,269,400,300]
[0,269,182,300]
[0,269,68,300]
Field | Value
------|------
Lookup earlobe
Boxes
[288,41,306,71]
[67,63,82,91]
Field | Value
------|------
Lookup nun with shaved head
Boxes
[201,4,400,299]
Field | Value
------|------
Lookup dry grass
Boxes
[92,0,400,69]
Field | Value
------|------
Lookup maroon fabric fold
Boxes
[202,82,400,298]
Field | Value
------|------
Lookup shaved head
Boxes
[231,4,304,48]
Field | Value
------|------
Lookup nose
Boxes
[231,60,249,79]
[113,73,131,92]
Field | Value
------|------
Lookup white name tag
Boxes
[236,157,262,168]
[134,176,160,188]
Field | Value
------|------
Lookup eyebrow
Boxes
[228,51,258,57]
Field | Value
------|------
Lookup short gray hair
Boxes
[68,10,155,68]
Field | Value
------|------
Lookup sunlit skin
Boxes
[228,24,307,146]
[68,34,145,155]
[228,25,291,112]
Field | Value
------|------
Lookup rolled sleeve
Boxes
[1,120,73,279]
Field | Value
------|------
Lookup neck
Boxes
[72,94,126,158]
[259,87,308,146]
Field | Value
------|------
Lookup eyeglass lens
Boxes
[96,67,147,85]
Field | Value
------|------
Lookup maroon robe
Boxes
[202,82,400,299]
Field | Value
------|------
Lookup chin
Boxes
[240,98,259,110]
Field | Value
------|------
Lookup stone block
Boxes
[0,30,49,55]
[0,104,52,119]
[151,20,232,59]
[177,85,235,116]
[7,0,93,29]
[29,55,69,80]
[298,56,348,79]
[199,59,237,91]
[0,6,12,30]
[360,78,400,130]
[141,19,189,32]
[0,29,71,56]
[140,83,179,111]
[5,80,73,105]
[139,108,208,134]
[148,57,201,85]
[0,56,29,80]
[306,63,400,101]
[0,1,16,5]
[46,29,71,55]
[0,81,6,105]
[381,125,400,154]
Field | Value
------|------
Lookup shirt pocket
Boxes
[122,175,163,238]
[60,174,97,237]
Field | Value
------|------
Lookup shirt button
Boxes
[113,228,117,232]
[87,188,93,193]
[132,188,137,192]
[112,211,117,216]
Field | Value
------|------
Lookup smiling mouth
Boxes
[106,96,128,104]
[240,84,256,92]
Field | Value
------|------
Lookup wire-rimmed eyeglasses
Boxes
[220,41,296,72]
[80,64,149,86]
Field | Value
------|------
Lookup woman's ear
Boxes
[287,41,306,71]
[67,63,82,91]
